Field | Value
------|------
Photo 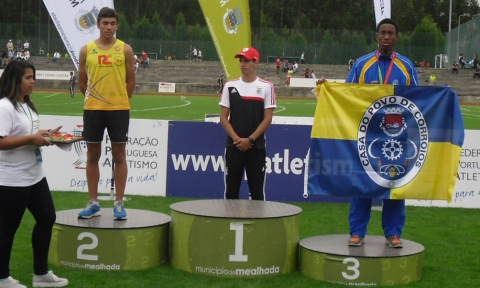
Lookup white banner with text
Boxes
[38,115,480,208]
[43,0,114,71]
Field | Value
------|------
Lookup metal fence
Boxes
[445,16,480,67]
[1,22,465,66]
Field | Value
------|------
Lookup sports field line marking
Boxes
[274,105,286,113]
[461,112,480,118]
[43,92,61,98]
[284,102,317,105]
[131,99,191,112]
[38,102,79,106]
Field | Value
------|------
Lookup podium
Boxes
[170,199,302,277]
[300,235,424,285]
[48,209,171,270]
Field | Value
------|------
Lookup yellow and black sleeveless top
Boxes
[84,39,129,110]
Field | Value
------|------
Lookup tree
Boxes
[319,30,338,64]
[410,15,445,63]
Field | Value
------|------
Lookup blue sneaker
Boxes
[113,201,127,220]
[78,200,101,219]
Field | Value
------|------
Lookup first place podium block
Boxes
[171,199,302,278]
[49,209,171,271]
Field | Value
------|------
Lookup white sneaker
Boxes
[0,276,26,288]
[32,271,68,287]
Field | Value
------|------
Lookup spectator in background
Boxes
[310,70,316,79]
[16,40,22,53]
[275,56,281,75]
[53,51,60,62]
[474,67,480,79]
[452,62,459,74]
[429,73,436,86]
[15,51,22,60]
[348,58,355,71]
[419,60,425,68]
[191,46,198,61]
[7,50,14,60]
[69,71,75,98]
[141,50,149,68]
[459,54,465,69]
[300,52,305,64]
[293,61,298,73]
[0,50,7,68]
[133,54,139,73]
[286,66,293,86]
[198,49,203,61]
[426,62,431,68]
[302,68,310,78]
[283,59,290,72]
[20,50,29,61]
[6,40,13,53]
[23,40,29,52]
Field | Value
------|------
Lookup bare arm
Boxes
[0,132,52,150]
[124,44,135,99]
[249,108,274,141]
[78,45,88,95]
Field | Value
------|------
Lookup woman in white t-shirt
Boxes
[0,60,68,288]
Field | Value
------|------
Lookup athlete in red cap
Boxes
[218,47,277,200]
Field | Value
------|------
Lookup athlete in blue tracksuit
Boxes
[345,18,419,248]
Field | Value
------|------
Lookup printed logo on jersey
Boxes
[98,55,113,65]
[357,95,428,188]
[231,88,237,94]
[115,46,121,52]
[113,56,123,66]
[256,86,263,94]
[90,49,98,54]
[223,6,243,34]
[74,6,99,34]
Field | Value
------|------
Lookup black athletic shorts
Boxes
[83,110,130,143]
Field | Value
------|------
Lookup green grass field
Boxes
[33,91,480,129]
[9,91,480,287]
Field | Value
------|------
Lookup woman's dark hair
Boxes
[97,7,119,24]
[376,18,399,35]
[0,59,38,114]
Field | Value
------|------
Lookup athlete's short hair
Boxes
[376,18,399,35]
[97,7,119,24]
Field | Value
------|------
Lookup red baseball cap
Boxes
[235,47,260,62]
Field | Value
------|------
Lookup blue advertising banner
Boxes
[166,121,350,203]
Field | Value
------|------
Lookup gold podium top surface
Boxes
[55,209,171,229]
[170,199,302,219]
[301,235,425,258]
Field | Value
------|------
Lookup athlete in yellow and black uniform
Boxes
[78,7,135,220]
